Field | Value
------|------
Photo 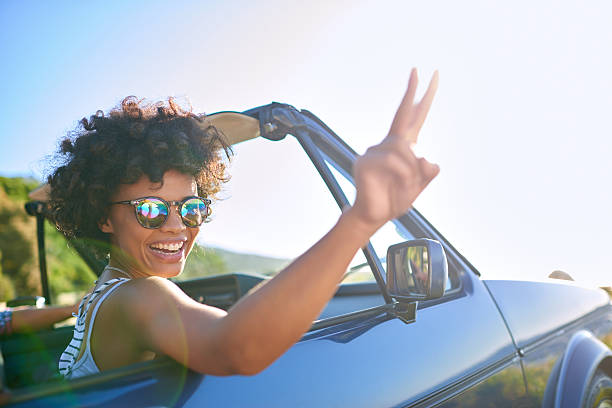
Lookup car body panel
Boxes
[484,279,610,349]
[183,273,516,407]
[7,361,203,408]
[436,359,528,407]
[485,279,612,405]
[521,306,612,405]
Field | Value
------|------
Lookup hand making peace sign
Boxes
[351,68,440,233]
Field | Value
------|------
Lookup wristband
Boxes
[0,309,13,336]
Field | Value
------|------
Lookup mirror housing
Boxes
[386,239,448,302]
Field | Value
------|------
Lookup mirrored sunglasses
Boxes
[111,196,211,229]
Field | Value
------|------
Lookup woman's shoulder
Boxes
[120,275,174,292]
[110,277,187,319]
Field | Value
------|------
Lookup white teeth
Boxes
[150,242,183,251]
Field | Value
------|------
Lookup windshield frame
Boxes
[287,124,393,304]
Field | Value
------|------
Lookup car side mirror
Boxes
[386,239,448,302]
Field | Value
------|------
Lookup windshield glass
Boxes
[177,135,344,281]
[323,156,415,283]
[176,134,414,286]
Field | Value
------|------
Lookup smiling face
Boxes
[100,170,201,278]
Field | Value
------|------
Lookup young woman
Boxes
[51,69,439,379]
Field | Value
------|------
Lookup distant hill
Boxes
[180,245,291,280]
[208,246,291,276]
[0,176,292,301]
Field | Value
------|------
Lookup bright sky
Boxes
[1,1,611,286]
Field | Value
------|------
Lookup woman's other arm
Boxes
[5,304,76,333]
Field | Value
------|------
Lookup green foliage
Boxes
[0,274,15,301]
[0,176,290,301]
[0,254,16,301]
[0,176,95,302]
[0,183,39,296]
[0,177,39,202]
[44,220,96,299]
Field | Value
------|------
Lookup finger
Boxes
[388,68,419,139]
[417,157,440,187]
[412,70,439,132]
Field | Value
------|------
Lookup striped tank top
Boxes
[58,277,130,379]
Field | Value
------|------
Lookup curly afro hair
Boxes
[47,96,232,259]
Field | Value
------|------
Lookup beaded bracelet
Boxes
[0,309,13,336]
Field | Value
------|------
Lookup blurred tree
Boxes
[0,251,16,302]
[0,176,283,300]
[0,183,40,296]
[0,177,39,202]
[0,177,95,302]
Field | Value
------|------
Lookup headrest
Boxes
[205,111,260,145]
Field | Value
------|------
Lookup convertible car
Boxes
[1,103,611,407]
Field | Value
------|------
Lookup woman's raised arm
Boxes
[122,69,440,375]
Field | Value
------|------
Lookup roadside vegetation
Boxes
[0,176,95,303]
[0,176,289,304]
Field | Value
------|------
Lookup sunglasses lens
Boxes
[135,198,168,228]
[181,197,208,227]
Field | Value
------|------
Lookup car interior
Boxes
[0,271,385,391]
